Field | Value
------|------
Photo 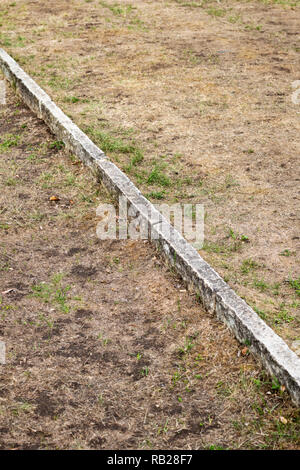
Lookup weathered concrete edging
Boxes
[1,48,300,406]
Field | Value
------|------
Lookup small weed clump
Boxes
[0,134,20,150]
[289,278,300,297]
[31,273,71,313]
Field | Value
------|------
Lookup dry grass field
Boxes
[0,0,299,449]
[1,0,299,348]
[0,84,299,450]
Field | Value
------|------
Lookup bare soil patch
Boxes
[0,86,299,449]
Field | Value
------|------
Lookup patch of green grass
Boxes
[202,238,242,254]
[141,366,149,377]
[31,273,71,313]
[225,174,240,188]
[279,249,295,257]
[0,299,15,318]
[40,171,54,185]
[228,228,248,242]
[271,376,281,391]
[12,401,33,416]
[289,277,300,297]
[253,306,268,321]
[14,35,27,47]
[86,126,143,165]
[146,190,166,200]
[177,335,197,357]
[0,133,20,150]
[96,130,137,153]
[0,33,12,47]
[64,172,76,186]
[128,17,147,31]
[245,23,262,31]
[216,380,232,397]
[80,194,94,204]
[207,445,226,450]
[63,96,80,104]
[5,177,18,187]
[49,140,65,151]
[99,1,135,16]
[253,278,269,292]
[274,306,294,325]
[47,76,74,91]
[272,282,280,296]
[31,283,51,303]
[147,165,171,187]
[227,228,249,243]
[36,313,54,330]
[99,1,146,30]
[157,418,169,435]
[202,241,225,254]
[207,8,227,17]
[241,258,260,274]
[228,228,238,240]
[228,14,241,24]
[265,0,300,5]
[29,211,45,222]
[171,369,183,387]
[173,0,202,7]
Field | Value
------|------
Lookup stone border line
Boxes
[1,48,300,407]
